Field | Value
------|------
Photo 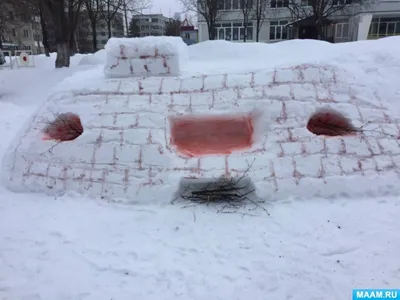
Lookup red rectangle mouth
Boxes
[169,114,254,157]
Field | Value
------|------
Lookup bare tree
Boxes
[253,0,267,42]
[240,0,253,42]
[42,0,70,67]
[42,0,84,67]
[122,0,129,35]
[122,0,151,35]
[180,0,220,40]
[286,0,371,40]
[67,0,84,53]
[165,13,181,36]
[83,0,103,51]
[37,0,52,56]
[100,0,124,38]
[128,16,140,37]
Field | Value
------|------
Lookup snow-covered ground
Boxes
[1,38,400,299]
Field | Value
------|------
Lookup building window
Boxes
[269,20,289,40]
[335,23,349,38]
[218,0,241,10]
[368,17,400,38]
[332,0,352,4]
[12,29,16,37]
[271,0,289,8]
[22,14,30,22]
[215,22,253,41]
[23,29,29,38]
[185,33,190,39]
[301,0,312,5]
[152,18,158,22]
[240,0,253,8]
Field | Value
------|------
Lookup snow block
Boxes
[3,63,400,203]
[103,36,189,78]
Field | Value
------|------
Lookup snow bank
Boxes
[93,49,106,62]
[187,37,400,75]
[104,36,189,78]
[188,39,332,63]
[3,61,400,203]
[78,54,103,66]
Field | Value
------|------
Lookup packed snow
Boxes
[104,36,188,77]
[1,37,400,299]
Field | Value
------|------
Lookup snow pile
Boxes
[78,54,103,66]
[3,60,400,203]
[104,36,189,78]
[93,49,106,62]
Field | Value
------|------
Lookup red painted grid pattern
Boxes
[107,45,172,75]
[13,63,400,199]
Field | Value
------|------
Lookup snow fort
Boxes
[2,36,400,203]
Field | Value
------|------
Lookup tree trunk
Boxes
[91,20,98,52]
[208,23,215,40]
[123,1,128,36]
[243,13,248,42]
[55,42,70,68]
[256,20,260,42]
[315,16,324,40]
[48,0,70,67]
[316,22,324,40]
[69,34,75,53]
[67,7,81,55]
[107,20,112,39]
[39,1,50,56]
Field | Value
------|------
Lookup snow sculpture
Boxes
[2,38,400,203]
[104,36,189,78]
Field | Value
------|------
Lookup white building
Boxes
[1,5,43,54]
[131,14,170,37]
[197,0,400,43]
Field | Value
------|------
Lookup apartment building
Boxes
[1,4,43,54]
[131,14,170,37]
[197,0,400,43]
[76,11,124,53]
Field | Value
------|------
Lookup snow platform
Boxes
[104,36,188,78]
[2,62,400,203]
